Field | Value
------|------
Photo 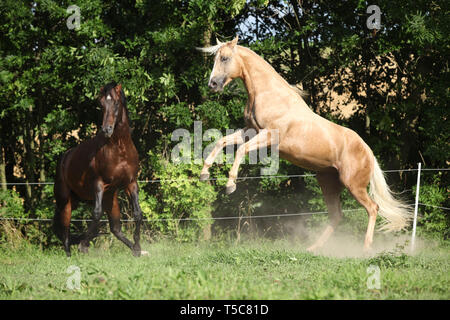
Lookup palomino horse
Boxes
[198,37,412,252]
[53,82,144,257]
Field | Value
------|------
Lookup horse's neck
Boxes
[238,46,311,112]
[110,106,132,142]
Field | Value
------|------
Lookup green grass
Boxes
[0,237,449,300]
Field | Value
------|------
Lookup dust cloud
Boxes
[304,229,433,258]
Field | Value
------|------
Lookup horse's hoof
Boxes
[132,245,142,257]
[132,250,141,257]
[306,246,317,253]
[225,183,236,195]
[141,250,149,256]
[199,173,210,181]
[78,244,89,254]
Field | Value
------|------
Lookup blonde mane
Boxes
[196,38,225,55]
[237,46,308,99]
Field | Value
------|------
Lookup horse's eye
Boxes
[221,56,229,62]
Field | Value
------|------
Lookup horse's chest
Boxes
[96,145,137,186]
[244,102,262,130]
[102,159,135,184]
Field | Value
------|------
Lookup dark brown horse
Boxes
[53,82,144,257]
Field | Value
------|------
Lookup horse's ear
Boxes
[115,83,122,94]
[229,35,239,50]
[98,86,104,98]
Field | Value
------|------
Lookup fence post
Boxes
[411,162,421,252]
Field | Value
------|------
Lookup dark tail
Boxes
[53,151,66,241]
[53,202,83,245]
[52,209,64,241]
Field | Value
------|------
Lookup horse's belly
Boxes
[279,150,334,171]
[278,130,339,171]
[67,171,97,201]
[276,117,344,170]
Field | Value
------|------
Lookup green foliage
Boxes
[0,189,25,218]
[0,0,448,241]
[141,152,217,241]
[416,174,449,238]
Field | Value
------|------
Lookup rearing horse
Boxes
[53,82,144,257]
[199,37,412,252]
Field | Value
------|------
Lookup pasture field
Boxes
[0,237,449,300]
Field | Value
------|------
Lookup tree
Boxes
[0,0,447,239]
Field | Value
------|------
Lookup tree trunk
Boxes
[23,104,36,210]
[365,113,371,135]
[200,26,212,104]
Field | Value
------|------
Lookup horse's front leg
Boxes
[126,181,146,257]
[200,128,246,181]
[79,180,104,253]
[226,129,277,194]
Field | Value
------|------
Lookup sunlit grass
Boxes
[0,237,448,299]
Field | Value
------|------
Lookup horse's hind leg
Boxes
[356,188,378,251]
[54,197,72,257]
[341,173,378,252]
[54,172,73,257]
[338,154,378,251]
[307,171,344,252]
[106,191,137,256]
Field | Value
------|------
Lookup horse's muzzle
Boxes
[208,77,225,92]
[102,125,114,138]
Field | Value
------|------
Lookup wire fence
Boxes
[0,166,448,224]
[0,208,369,223]
[1,168,449,186]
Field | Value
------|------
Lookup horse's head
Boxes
[99,83,124,138]
[199,36,241,92]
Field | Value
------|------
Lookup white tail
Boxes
[369,157,413,232]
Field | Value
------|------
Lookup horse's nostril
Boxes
[209,80,217,89]
[102,125,114,137]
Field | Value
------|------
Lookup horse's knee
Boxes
[93,207,103,220]
[367,203,378,218]
[328,211,343,227]
[109,223,121,235]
